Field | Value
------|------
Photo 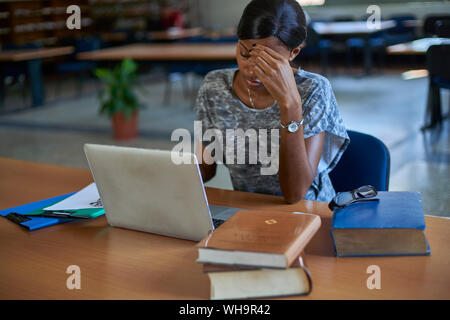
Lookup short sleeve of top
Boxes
[194,68,349,203]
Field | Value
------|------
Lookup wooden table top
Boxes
[312,20,396,36]
[0,46,74,62]
[403,19,423,28]
[101,28,205,43]
[0,157,449,299]
[149,27,204,41]
[77,43,237,61]
[386,37,450,55]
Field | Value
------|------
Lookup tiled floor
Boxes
[0,68,449,217]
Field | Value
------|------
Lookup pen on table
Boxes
[40,212,90,219]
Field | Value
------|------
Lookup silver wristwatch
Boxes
[280,118,304,133]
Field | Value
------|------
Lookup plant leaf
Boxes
[95,58,142,118]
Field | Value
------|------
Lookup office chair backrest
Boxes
[306,25,321,44]
[436,20,450,38]
[329,130,390,193]
[75,37,101,53]
[332,15,355,22]
[388,14,416,34]
[427,44,450,80]
[423,15,450,36]
[2,42,41,50]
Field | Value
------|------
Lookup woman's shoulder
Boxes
[201,68,237,91]
[295,68,332,93]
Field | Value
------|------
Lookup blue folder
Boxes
[0,193,75,231]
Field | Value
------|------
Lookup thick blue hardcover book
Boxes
[330,191,431,257]
[0,193,75,231]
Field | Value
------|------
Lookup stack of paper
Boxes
[43,183,104,217]
[1,183,105,231]
[25,183,105,219]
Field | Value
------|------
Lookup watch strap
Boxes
[280,118,304,129]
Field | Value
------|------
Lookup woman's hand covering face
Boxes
[249,44,302,108]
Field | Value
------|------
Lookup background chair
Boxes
[345,33,386,73]
[299,25,332,75]
[423,15,450,37]
[54,37,101,97]
[329,130,390,192]
[331,15,355,22]
[162,35,211,105]
[384,14,417,45]
[436,20,450,38]
[423,44,450,129]
[163,34,238,106]
[0,42,41,109]
[190,34,238,79]
[344,15,387,73]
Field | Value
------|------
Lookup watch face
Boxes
[288,122,299,132]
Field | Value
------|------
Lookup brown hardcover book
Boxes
[203,256,312,300]
[196,210,321,268]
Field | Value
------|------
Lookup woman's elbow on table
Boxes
[282,186,309,204]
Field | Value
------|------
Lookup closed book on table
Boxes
[196,210,321,268]
[203,256,312,300]
[331,191,430,257]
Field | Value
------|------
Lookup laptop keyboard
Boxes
[212,218,226,229]
[210,206,247,229]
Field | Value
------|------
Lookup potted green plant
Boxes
[94,58,142,140]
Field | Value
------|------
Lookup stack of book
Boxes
[196,210,321,300]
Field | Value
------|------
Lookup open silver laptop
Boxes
[84,144,240,241]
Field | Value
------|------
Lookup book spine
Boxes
[284,216,321,267]
[330,229,339,257]
[302,264,313,296]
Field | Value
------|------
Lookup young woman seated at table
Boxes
[195,0,349,204]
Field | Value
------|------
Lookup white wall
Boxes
[188,0,249,30]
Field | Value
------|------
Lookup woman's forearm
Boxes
[199,162,217,183]
[278,102,315,204]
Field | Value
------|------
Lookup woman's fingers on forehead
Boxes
[254,64,268,80]
[254,55,272,74]
[239,41,249,49]
[238,41,253,54]
[253,44,285,60]
[252,50,278,67]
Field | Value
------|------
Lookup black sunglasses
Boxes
[328,185,378,211]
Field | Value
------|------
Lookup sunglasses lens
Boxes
[357,185,377,198]
[329,185,378,210]
[334,191,354,206]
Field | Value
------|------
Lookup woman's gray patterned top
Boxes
[194,68,349,202]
